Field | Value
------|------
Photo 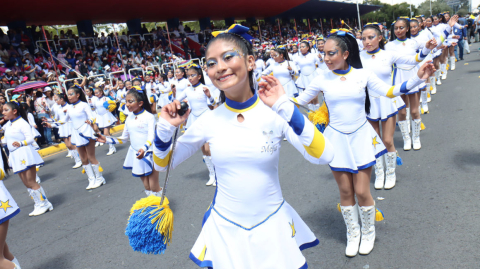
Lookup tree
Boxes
[417,0,453,17]
[362,0,416,26]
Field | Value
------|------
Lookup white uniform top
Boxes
[265,58,275,69]
[316,51,328,70]
[290,51,301,62]
[94,96,112,116]
[109,109,155,152]
[86,95,98,113]
[203,71,221,105]
[261,60,298,86]
[144,81,157,101]
[27,113,36,128]
[357,39,364,50]
[385,38,422,70]
[157,81,171,94]
[293,52,321,76]
[360,48,428,97]
[53,103,71,123]
[174,78,189,100]
[62,100,96,130]
[2,117,35,152]
[153,93,334,227]
[254,59,265,73]
[176,83,214,116]
[296,66,424,133]
[116,87,128,102]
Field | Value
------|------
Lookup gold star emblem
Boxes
[21,159,26,165]
[372,136,380,149]
[289,220,296,238]
[0,200,12,212]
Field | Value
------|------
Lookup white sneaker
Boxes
[374,157,384,190]
[359,205,376,255]
[341,204,361,257]
[106,145,116,156]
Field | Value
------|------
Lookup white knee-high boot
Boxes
[359,205,376,255]
[107,144,116,156]
[421,90,429,113]
[398,120,412,151]
[436,70,442,85]
[66,149,72,158]
[384,152,397,189]
[412,119,422,150]
[341,204,361,257]
[28,187,53,216]
[91,163,106,189]
[204,156,216,186]
[430,76,437,94]
[71,150,82,169]
[450,56,456,70]
[83,164,96,190]
[374,157,384,190]
[441,64,447,79]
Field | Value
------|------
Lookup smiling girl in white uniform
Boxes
[262,47,298,98]
[153,25,335,269]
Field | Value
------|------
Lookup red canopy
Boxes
[13,81,48,93]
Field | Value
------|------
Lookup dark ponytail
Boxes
[274,47,291,61]
[126,88,152,114]
[1,148,9,176]
[327,32,370,114]
[206,32,255,103]
[6,101,28,122]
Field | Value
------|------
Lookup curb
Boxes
[38,124,125,158]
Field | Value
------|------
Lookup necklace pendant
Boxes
[372,55,376,59]
[402,43,406,46]
[340,76,347,81]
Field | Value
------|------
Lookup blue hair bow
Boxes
[212,24,254,44]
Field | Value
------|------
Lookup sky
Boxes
[372,0,479,10]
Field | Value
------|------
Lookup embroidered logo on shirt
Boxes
[261,130,278,155]
[372,136,380,149]
[289,220,296,238]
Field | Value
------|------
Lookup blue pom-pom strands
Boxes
[396,151,403,166]
[125,102,189,255]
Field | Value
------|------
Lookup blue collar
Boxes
[411,33,419,37]
[134,108,145,115]
[192,82,201,88]
[61,103,67,107]
[178,77,185,81]
[72,100,81,106]
[301,52,310,56]
[224,92,259,113]
[396,37,407,42]
[332,65,352,76]
[366,48,381,55]
[278,60,286,64]
[10,116,21,123]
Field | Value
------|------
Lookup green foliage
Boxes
[417,0,453,17]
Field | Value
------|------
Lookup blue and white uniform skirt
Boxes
[96,112,117,129]
[9,146,44,174]
[0,181,20,224]
[324,121,387,173]
[283,80,299,98]
[71,124,96,147]
[186,109,207,130]
[58,122,72,139]
[31,127,41,139]
[123,147,153,177]
[190,200,317,269]
[394,67,419,95]
[295,71,316,94]
[367,95,405,122]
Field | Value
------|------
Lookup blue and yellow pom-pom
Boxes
[308,102,329,133]
[125,195,174,255]
[396,151,403,166]
[421,122,426,131]
[149,95,157,104]
[103,100,117,112]
[375,208,385,221]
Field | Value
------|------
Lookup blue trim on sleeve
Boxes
[288,105,305,135]
[419,50,427,58]
[154,131,172,151]
[189,252,213,268]
[0,208,20,225]
[400,81,409,94]
[443,30,449,37]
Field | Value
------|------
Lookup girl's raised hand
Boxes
[258,75,286,108]
[160,100,190,127]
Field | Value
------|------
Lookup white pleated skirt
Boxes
[122,147,154,177]
[58,122,72,139]
[71,124,96,147]
[283,80,299,98]
[324,121,387,173]
[0,181,20,224]
[9,146,44,174]
[295,71,317,93]
[394,67,419,95]
[31,126,41,139]
[190,200,317,269]
[96,112,117,128]
[367,95,405,122]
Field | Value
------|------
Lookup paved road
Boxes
[6,44,480,269]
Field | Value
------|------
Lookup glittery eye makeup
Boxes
[327,49,339,56]
[361,34,377,41]
[206,59,218,69]
[206,48,243,69]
